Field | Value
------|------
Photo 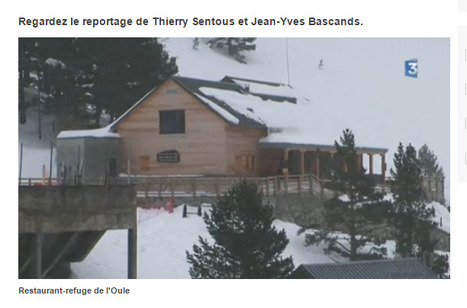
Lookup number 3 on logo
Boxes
[405,59,418,78]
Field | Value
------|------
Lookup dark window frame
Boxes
[159,110,185,134]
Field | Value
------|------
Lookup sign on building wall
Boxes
[157,149,180,163]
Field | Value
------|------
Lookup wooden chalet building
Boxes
[57,75,388,185]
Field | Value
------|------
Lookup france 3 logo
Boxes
[405,59,418,78]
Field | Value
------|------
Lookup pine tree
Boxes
[18,38,178,128]
[302,129,390,261]
[390,143,436,257]
[418,144,444,179]
[206,38,256,63]
[74,38,178,124]
[19,39,40,124]
[186,179,295,278]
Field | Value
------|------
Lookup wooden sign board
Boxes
[157,150,180,163]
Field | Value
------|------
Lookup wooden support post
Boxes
[33,232,42,279]
[158,181,162,200]
[283,149,289,175]
[298,174,302,193]
[316,150,320,179]
[273,176,277,196]
[308,174,313,194]
[215,179,220,196]
[145,179,149,202]
[128,227,137,279]
[369,154,374,175]
[300,150,305,176]
[309,153,314,177]
[284,173,288,194]
[170,179,175,200]
[192,178,197,200]
[265,177,270,197]
[320,179,324,200]
[182,204,187,218]
[381,154,386,188]
[42,164,46,185]
[127,159,131,184]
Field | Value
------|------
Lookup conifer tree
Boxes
[18,38,178,128]
[302,129,390,261]
[206,38,256,63]
[390,143,436,257]
[418,144,444,179]
[186,179,294,278]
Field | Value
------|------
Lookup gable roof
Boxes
[292,258,437,279]
[172,76,267,128]
[221,76,297,103]
[104,74,387,153]
[109,86,159,131]
[110,75,298,130]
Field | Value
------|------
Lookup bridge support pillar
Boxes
[128,226,137,279]
[33,232,42,279]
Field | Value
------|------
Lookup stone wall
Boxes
[159,190,450,252]
[267,192,450,252]
[267,191,325,227]
[19,185,136,233]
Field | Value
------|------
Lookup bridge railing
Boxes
[119,174,325,200]
[18,174,444,204]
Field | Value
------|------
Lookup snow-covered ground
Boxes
[71,205,338,279]
[71,200,449,279]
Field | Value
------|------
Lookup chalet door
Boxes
[234,155,247,175]
[140,155,150,172]
[234,155,255,175]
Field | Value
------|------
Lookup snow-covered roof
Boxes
[173,75,387,151]
[57,125,120,139]
[221,76,297,102]
[60,75,387,151]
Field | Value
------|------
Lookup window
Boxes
[159,110,185,134]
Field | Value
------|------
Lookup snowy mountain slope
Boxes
[164,38,450,201]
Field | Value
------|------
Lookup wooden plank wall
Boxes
[225,126,267,176]
[116,79,228,175]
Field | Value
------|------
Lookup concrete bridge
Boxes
[18,185,137,279]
